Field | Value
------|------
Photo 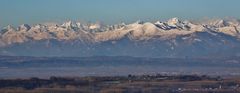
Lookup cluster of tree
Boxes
[0,77,90,90]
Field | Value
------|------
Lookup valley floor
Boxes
[0,75,240,93]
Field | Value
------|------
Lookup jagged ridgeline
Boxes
[0,18,240,57]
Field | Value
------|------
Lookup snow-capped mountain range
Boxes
[0,18,240,57]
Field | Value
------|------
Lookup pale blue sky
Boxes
[0,0,240,27]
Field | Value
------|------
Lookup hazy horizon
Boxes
[1,0,240,27]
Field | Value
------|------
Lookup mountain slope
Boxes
[0,18,240,57]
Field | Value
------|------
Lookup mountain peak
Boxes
[167,17,181,26]
[155,21,171,30]
[18,24,31,31]
[210,19,227,27]
[89,23,101,30]
[4,25,16,31]
[61,21,75,29]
